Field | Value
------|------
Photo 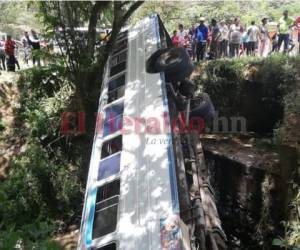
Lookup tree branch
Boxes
[122,1,144,24]
[86,1,110,60]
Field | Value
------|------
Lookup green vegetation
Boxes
[0,2,41,38]
[1,1,300,249]
[194,54,300,134]
[194,54,300,249]
[0,65,83,249]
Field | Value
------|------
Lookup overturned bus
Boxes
[78,14,226,250]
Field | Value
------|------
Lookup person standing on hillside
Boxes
[177,24,187,47]
[277,10,294,53]
[210,19,221,59]
[247,21,260,56]
[195,17,208,61]
[0,39,6,70]
[4,35,19,71]
[171,30,179,47]
[21,31,31,66]
[259,18,270,57]
[219,20,229,57]
[29,29,41,66]
[189,25,197,60]
[241,26,249,56]
[229,17,241,57]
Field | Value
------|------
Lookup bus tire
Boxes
[164,61,194,82]
[155,47,190,73]
[190,93,215,122]
[146,48,170,73]
[179,79,195,97]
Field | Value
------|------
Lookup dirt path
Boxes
[0,71,25,180]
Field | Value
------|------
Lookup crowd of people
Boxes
[1,11,299,72]
[171,10,300,61]
[0,29,41,72]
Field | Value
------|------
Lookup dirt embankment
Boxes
[0,72,26,180]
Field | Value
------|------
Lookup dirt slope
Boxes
[0,71,26,180]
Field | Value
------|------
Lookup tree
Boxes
[39,1,144,137]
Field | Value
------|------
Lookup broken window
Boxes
[92,181,120,239]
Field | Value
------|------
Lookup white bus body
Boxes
[78,15,190,250]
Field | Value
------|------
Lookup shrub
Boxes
[0,64,83,248]
[194,54,299,135]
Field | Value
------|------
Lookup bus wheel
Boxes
[155,47,191,73]
[178,79,195,97]
[190,93,215,122]
[164,61,194,82]
[146,48,169,73]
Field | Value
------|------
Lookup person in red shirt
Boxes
[4,35,19,71]
[5,35,15,56]
[171,30,179,47]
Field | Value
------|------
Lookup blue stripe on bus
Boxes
[151,14,180,213]
[79,133,98,249]
[86,186,97,247]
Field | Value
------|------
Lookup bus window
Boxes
[110,50,127,68]
[103,115,123,137]
[92,181,120,239]
[101,135,122,159]
[108,74,125,92]
[117,30,127,41]
[92,243,117,250]
[103,102,124,136]
[105,102,124,117]
[98,152,120,180]
[110,61,126,77]
[107,74,125,104]
[112,39,128,55]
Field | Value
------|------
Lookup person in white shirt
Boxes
[177,23,187,47]
[0,39,5,70]
[247,21,260,56]
[21,31,30,66]
[229,17,241,57]
[219,20,229,57]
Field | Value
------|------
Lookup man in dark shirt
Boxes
[29,29,41,66]
[210,19,221,59]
